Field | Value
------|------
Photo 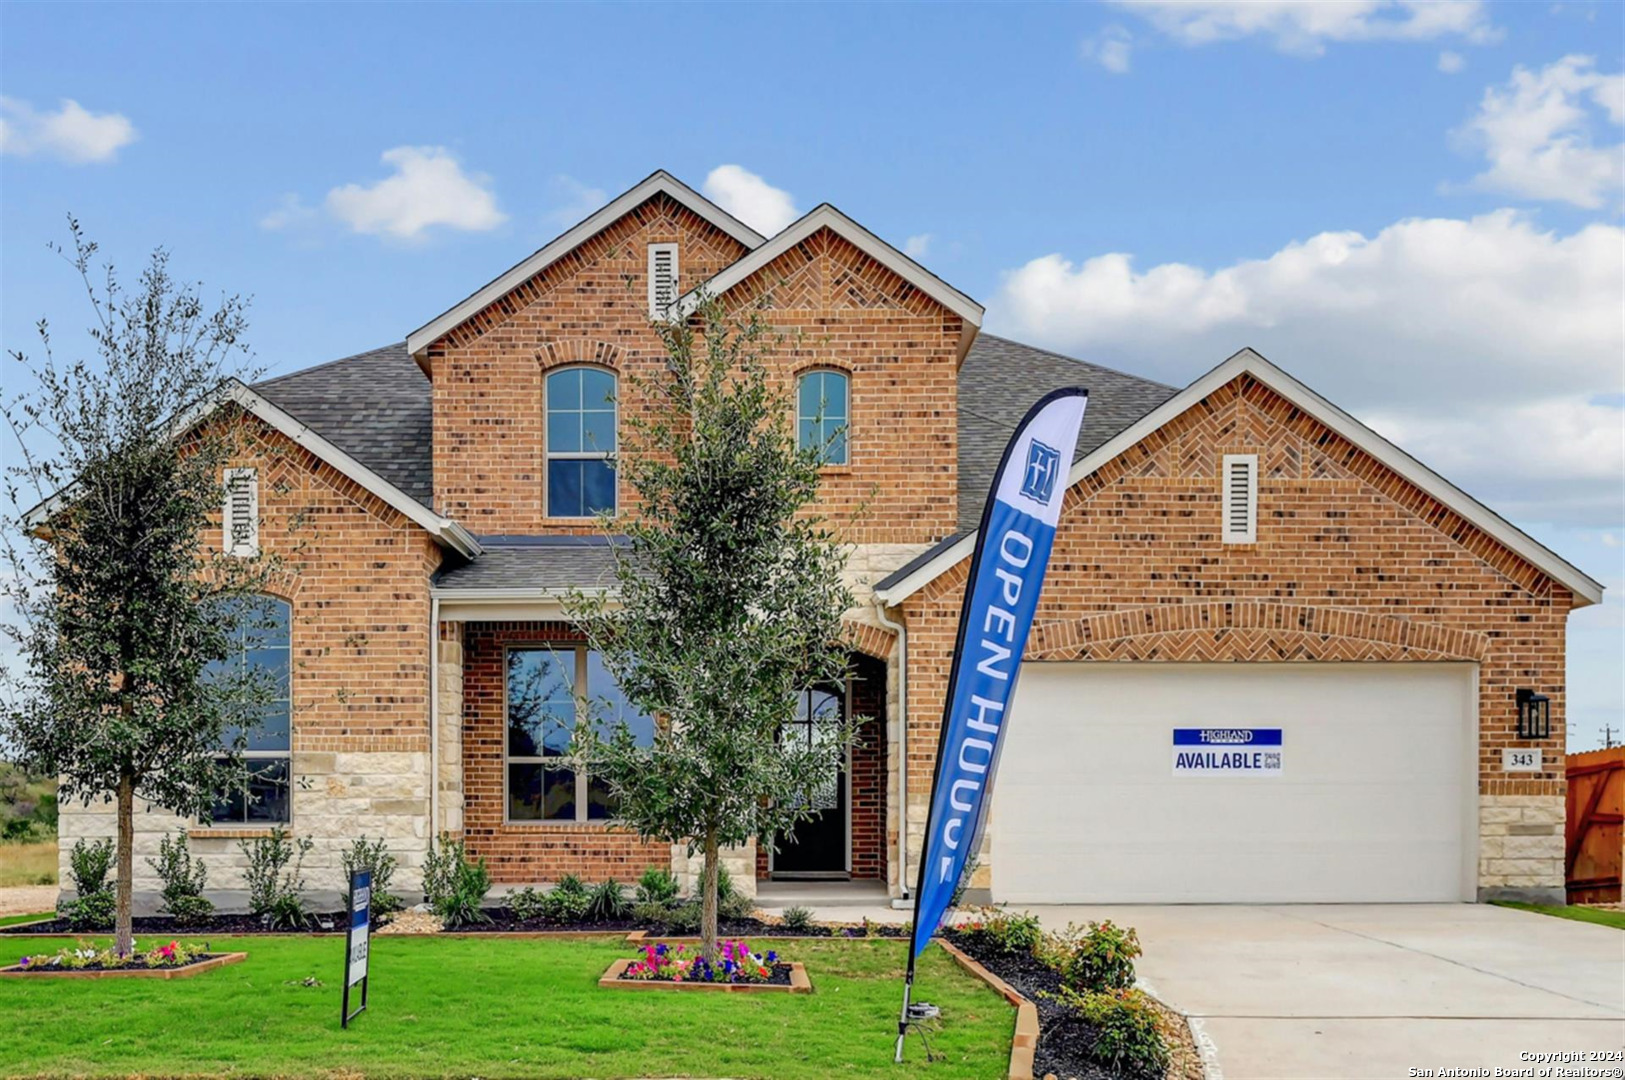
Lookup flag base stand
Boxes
[893,970,943,1064]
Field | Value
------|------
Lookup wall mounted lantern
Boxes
[1515,688,1551,740]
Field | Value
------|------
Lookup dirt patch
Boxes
[0,885,57,918]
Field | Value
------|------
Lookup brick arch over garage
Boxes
[1028,602,1490,663]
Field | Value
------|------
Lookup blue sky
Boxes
[2,1,1621,748]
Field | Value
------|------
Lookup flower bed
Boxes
[601,940,810,993]
[2,939,246,980]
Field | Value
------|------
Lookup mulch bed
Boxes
[3,909,909,939]
[1,952,246,980]
[945,931,1202,1080]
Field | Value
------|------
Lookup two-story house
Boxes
[60,170,1599,911]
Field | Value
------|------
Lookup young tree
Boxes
[567,296,857,961]
[0,221,282,954]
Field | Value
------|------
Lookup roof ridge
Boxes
[975,333,1180,392]
[254,342,410,389]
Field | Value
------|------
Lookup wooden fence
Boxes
[1566,747,1624,904]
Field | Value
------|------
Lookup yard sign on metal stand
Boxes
[342,869,370,1028]
[895,388,1088,1064]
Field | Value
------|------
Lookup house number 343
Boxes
[1502,747,1542,772]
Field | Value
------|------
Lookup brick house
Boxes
[59,170,1600,910]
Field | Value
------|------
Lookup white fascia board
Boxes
[26,381,482,560]
[874,349,1603,608]
[677,204,985,327]
[432,589,617,624]
[406,171,766,357]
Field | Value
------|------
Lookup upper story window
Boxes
[208,594,292,825]
[545,366,617,517]
[797,369,849,466]
[506,645,655,822]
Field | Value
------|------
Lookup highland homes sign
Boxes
[1172,728,1284,776]
[342,869,371,1028]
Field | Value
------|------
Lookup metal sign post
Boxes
[342,869,370,1028]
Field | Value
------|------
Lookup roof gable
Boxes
[405,170,765,360]
[678,204,985,329]
[876,348,1603,608]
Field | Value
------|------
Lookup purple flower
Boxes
[766,951,777,962]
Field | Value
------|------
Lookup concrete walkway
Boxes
[1025,903,1625,1079]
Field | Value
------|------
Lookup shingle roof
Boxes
[255,333,1173,593]
[433,536,625,593]
[954,334,1176,531]
[254,343,432,509]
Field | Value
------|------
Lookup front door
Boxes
[772,686,849,877]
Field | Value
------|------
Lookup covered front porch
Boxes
[428,536,904,899]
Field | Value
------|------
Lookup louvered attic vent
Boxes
[223,467,259,557]
[648,243,678,319]
[1221,454,1257,545]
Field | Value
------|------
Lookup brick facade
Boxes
[898,373,1573,897]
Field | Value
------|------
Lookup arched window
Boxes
[546,367,618,517]
[209,594,292,825]
[797,369,849,465]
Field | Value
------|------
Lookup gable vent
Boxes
[1221,454,1258,545]
[648,243,678,319]
[223,467,260,557]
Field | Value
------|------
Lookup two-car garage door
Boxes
[991,663,1478,904]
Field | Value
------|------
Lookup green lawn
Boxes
[0,914,52,929]
[1492,900,1625,930]
[0,934,1013,1079]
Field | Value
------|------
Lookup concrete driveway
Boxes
[1027,903,1625,1079]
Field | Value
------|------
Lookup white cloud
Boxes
[543,175,608,230]
[1458,55,1624,209]
[702,165,798,235]
[1113,0,1497,57]
[991,210,1624,526]
[1438,50,1465,74]
[1082,26,1134,73]
[904,233,933,258]
[259,193,318,231]
[0,97,136,163]
[324,146,506,240]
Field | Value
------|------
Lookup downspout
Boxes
[874,600,910,905]
[429,595,441,844]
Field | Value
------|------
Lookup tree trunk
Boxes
[700,828,720,963]
[115,769,135,956]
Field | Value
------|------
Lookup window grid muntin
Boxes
[210,594,292,825]
[796,369,850,465]
[544,366,618,518]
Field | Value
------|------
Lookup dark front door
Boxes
[773,686,848,877]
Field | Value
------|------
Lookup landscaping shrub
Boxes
[505,885,546,922]
[1048,986,1169,1078]
[636,899,701,934]
[631,900,671,928]
[635,865,679,906]
[586,879,630,922]
[1053,920,1142,993]
[423,833,491,928]
[240,827,314,930]
[960,908,1044,957]
[340,836,402,918]
[542,874,591,922]
[719,889,755,921]
[60,837,115,930]
[780,905,815,933]
[146,830,213,925]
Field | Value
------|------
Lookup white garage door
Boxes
[992,663,1478,904]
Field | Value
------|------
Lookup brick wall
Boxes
[849,652,888,880]
[425,198,962,544]
[457,620,671,885]
[59,413,443,907]
[898,373,1573,895]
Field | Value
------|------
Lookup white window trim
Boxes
[1222,453,1258,545]
[543,366,619,519]
[223,467,260,557]
[648,242,679,320]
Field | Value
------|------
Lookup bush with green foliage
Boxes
[779,905,815,933]
[540,874,591,922]
[146,830,213,925]
[505,885,546,922]
[633,899,701,934]
[635,866,679,906]
[60,837,116,930]
[1047,986,1169,1078]
[586,879,630,922]
[1052,919,1142,993]
[422,833,491,928]
[340,836,401,918]
[959,908,1044,957]
[0,764,56,842]
[240,826,313,930]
